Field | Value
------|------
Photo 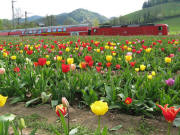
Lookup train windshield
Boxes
[158,26,163,31]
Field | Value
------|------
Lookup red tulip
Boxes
[62,64,70,73]
[34,62,38,67]
[161,48,165,51]
[56,104,67,117]
[38,58,47,66]
[106,62,111,68]
[87,47,92,51]
[156,104,180,123]
[96,66,101,72]
[98,62,102,67]
[129,62,136,67]
[14,67,20,72]
[27,50,33,55]
[84,56,92,63]
[116,64,121,69]
[125,97,132,105]
[88,61,94,68]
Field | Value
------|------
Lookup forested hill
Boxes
[110,1,180,25]
[35,8,108,26]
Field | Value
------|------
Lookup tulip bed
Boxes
[0,36,180,115]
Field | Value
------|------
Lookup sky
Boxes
[0,0,146,19]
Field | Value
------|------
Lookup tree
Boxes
[93,18,99,27]
[44,15,56,26]
[0,19,3,30]
[63,17,77,25]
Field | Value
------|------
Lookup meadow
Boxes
[0,35,180,135]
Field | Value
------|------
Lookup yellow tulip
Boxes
[175,41,178,45]
[105,45,109,49]
[111,42,116,46]
[65,47,70,52]
[90,101,108,116]
[147,75,153,80]
[106,55,112,62]
[127,47,132,51]
[30,46,33,50]
[125,55,132,62]
[112,53,116,56]
[11,55,16,60]
[123,45,128,50]
[46,61,51,65]
[165,57,171,63]
[110,46,114,50]
[3,52,7,57]
[67,58,74,64]
[135,68,139,72]
[57,56,62,61]
[140,65,146,71]
[96,49,100,53]
[46,55,49,58]
[152,71,156,76]
[0,95,8,107]
[19,50,23,54]
[145,48,152,53]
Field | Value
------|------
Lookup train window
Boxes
[53,28,56,32]
[58,28,62,32]
[43,29,46,33]
[94,29,97,32]
[158,26,163,31]
[63,28,66,32]
[47,28,51,32]
[38,30,41,34]
[29,30,32,34]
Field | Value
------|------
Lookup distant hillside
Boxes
[27,15,43,22]
[33,8,108,25]
[109,1,180,34]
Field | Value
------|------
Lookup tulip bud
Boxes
[62,97,69,108]
[18,118,26,130]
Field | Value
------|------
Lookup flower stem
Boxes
[167,122,171,135]
[67,107,70,134]
[98,116,101,134]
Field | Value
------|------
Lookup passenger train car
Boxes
[0,23,168,36]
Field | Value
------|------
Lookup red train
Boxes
[0,24,168,36]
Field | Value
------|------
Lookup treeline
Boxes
[142,0,179,8]
[0,19,38,30]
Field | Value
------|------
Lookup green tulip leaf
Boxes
[173,118,180,127]
[0,114,16,122]
[69,128,78,135]
[109,124,122,131]
[25,97,41,107]
[51,100,58,108]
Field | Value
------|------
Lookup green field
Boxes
[155,16,180,35]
